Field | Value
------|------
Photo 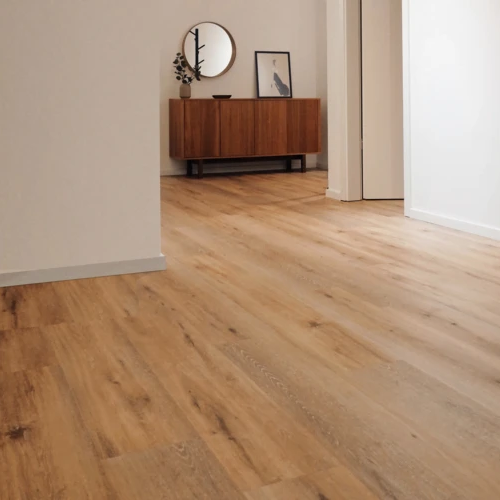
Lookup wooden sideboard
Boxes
[169,98,321,178]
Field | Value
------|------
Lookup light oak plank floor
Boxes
[2,171,500,499]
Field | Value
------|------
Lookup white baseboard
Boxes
[161,164,185,176]
[408,208,500,241]
[325,188,342,201]
[0,255,166,288]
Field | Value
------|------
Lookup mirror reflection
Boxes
[183,22,236,78]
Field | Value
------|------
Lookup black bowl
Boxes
[212,95,232,99]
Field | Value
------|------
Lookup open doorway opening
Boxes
[361,0,404,200]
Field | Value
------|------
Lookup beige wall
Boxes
[161,0,321,175]
[0,0,163,279]
[362,0,403,200]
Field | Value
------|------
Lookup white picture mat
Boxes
[256,52,292,97]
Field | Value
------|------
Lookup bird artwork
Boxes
[256,51,292,98]
[272,59,291,97]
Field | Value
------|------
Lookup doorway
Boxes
[361,0,404,200]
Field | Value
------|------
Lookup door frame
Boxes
[325,0,363,202]
[325,0,410,211]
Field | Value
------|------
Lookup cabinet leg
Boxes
[187,160,193,177]
[301,155,307,173]
[286,157,292,172]
[197,159,204,179]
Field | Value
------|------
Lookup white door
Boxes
[361,0,404,199]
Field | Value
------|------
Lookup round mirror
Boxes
[183,22,236,78]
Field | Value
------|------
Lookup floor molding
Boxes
[325,188,342,201]
[408,208,500,241]
[0,255,166,288]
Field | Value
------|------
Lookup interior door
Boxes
[361,0,404,199]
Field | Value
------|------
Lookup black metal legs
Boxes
[197,159,204,179]
[187,156,304,178]
[187,160,204,178]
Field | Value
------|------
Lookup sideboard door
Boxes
[287,100,321,154]
[184,100,221,158]
[221,101,255,157]
[255,101,288,156]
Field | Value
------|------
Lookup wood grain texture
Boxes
[0,367,114,500]
[104,439,244,500]
[169,99,184,159]
[169,99,321,163]
[184,100,221,158]
[47,318,197,459]
[287,99,321,154]
[0,326,57,374]
[254,100,288,155]
[3,171,500,499]
[0,275,138,330]
[160,344,336,491]
[221,100,255,157]
[245,466,379,500]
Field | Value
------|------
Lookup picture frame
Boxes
[255,51,293,98]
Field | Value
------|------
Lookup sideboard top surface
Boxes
[169,98,320,101]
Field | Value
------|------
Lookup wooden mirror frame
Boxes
[182,22,237,79]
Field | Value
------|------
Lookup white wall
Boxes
[161,0,320,176]
[0,0,164,284]
[404,0,500,239]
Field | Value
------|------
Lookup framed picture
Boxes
[255,51,293,98]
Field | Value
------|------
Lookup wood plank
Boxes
[221,339,481,500]
[0,283,70,330]
[347,360,500,495]
[46,319,197,458]
[157,344,337,491]
[0,326,57,374]
[184,100,220,158]
[103,438,245,500]
[221,100,255,157]
[255,100,287,155]
[287,99,321,154]
[0,275,140,330]
[0,367,114,500]
[136,269,252,347]
[245,466,378,500]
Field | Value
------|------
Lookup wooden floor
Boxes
[2,171,500,499]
